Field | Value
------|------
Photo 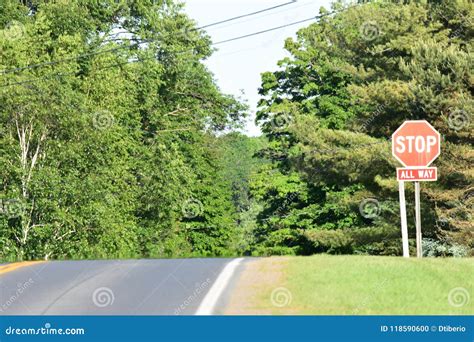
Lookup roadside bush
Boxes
[349,226,402,256]
[251,228,301,256]
[301,229,354,255]
[422,239,468,257]
[252,245,298,256]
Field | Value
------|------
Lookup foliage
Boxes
[0,0,246,261]
[219,133,268,255]
[422,238,468,258]
[301,229,354,255]
[1,0,471,260]
[252,0,473,256]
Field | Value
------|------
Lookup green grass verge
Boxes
[265,255,473,315]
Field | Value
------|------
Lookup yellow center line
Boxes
[0,261,46,275]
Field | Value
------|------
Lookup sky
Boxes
[183,0,333,136]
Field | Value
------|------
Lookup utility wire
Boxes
[0,6,352,89]
[0,1,297,76]
[206,0,315,31]
[213,16,317,45]
[198,0,297,29]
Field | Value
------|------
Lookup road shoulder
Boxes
[223,256,290,315]
[0,261,45,276]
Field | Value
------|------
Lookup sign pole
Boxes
[414,181,422,258]
[398,181,409,257]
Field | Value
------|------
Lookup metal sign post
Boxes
[398,181,409,257]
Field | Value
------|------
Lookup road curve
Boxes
[0,258,245,315]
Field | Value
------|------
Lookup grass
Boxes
[250,255,473,315]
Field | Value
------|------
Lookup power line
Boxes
[0,45,133,76]
[205,0,315,31]
[0,6,351,88]
[0,56,154,88]
[0,1,298,76]
[199,0,297,29]
[213,16,317,45]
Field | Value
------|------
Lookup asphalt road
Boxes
[0,258,245,315]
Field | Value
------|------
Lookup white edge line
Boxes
[195,258,244,315]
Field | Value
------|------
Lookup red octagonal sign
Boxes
[392,120,441,167]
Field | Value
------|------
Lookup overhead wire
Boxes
[198,0,297,29]
[0,6,353,88]
[1,3,383,153]
[0,1,298,76]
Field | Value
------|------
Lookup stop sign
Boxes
[392,120,440,167]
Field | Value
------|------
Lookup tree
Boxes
[219,133,268,254]
[253,0,473,256]
[0,0,246,260]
